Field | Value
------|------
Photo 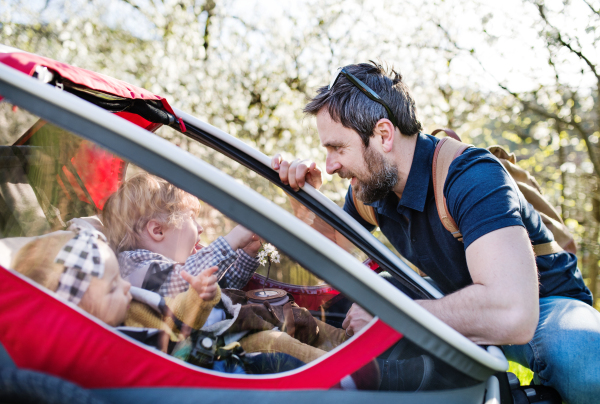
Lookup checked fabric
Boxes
[54,225,107,304]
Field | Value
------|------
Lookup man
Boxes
[272,62,599,403]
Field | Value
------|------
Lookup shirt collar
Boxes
[369,132,437,213]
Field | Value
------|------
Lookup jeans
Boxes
[502,296,600,404]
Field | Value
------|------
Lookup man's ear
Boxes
[146,220,165,242]
[374,118,395,153]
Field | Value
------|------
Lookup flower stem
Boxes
[263,261,271,293]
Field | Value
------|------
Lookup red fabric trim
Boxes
[243,260,381,310]
[0,266,402,390]
[244,276,338,311]
[0,53,158,100]
[0,53,179,123]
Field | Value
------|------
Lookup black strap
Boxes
[141,262,173,292]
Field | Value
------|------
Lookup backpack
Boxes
[352,128,576,257]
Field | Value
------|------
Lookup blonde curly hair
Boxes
[102,173,200,253]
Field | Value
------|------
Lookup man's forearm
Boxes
[417,282,538,346]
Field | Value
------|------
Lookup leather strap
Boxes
[532,241,563,256]
[282,302,296,338]
[431,128,461,142]
[352,189,378,226]
[432,137,471,242]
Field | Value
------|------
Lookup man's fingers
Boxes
[288,159,311,191]
[271,154,283,170]
[279,159,290,184]
[295,161,311,188]
[273,155,319,191]
[287,159,301,190]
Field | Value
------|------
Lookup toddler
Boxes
[102,173,260,297]
[101,173,353,363]
[12,227,220,343]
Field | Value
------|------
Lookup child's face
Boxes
[79,241,132,326]
[163,210,203,263]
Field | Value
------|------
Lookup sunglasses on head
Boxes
[328,66,399,129]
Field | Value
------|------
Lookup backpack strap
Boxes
[352,189,378,227]
[432,136,471,242]
[431,128,461,142]
[432,133,564,256]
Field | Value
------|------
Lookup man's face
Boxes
[317,109,398,203]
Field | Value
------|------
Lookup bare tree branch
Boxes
[582,0,600,17]
[435,18,600,178]
[504,86,600,177]
[202,0,216,60]
[537,3,600,82]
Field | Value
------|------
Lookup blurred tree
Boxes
[1,0,598,299]
[434,0,600,303]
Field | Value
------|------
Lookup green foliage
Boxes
[508,361,534,386]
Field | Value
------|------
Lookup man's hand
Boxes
[342,303,374,337]
[182,266,218,301]
[272,154,323,191]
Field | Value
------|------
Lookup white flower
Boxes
[271,251,280,263]
[257,243,280,266]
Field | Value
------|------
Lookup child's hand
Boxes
[243,238,261,257]
[181,266,218,301]
[224,225,258,251]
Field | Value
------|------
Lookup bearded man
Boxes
[272,62,600,404]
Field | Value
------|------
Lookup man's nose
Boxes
[123,279,131,294]
[325,154,341,175]
[195,220,204,234]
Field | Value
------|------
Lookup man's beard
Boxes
[352,145,399,204]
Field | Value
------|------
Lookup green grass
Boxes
[508,361,534,386]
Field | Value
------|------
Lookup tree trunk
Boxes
[590,196,600,303]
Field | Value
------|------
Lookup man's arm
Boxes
[344,226,539,346]
[418,225,539,345]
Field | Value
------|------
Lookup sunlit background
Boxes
[1,0,599,323]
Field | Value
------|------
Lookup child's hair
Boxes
[102,173,201,253]
[12,231,75,292]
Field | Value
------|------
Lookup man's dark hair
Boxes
[304,62,422,147]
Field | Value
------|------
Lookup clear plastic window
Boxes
[0,102,481,391]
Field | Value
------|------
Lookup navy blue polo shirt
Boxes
[345,133,592,304]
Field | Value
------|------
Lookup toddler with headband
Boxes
[12,225,221,345]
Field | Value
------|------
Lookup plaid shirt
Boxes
[119,236,258,297]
